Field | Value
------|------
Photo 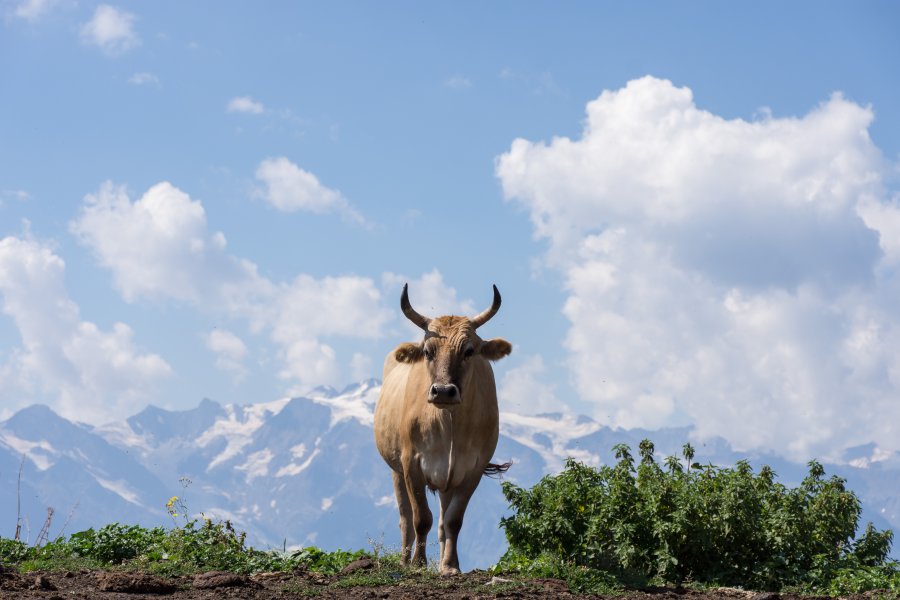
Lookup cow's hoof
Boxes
[439,567,461,577]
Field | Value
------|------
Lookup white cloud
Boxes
[445,75,472,89]
[498,355,560,415]
[350,352,374,381]
[272,275,391,387]
[79,4,139,55]
[71,181,391,392]
[498,68,564,97]
[206,329,248,381]
[255,157,367,226]
[227,96,265,114]
[496,76,900,462]
[0,235,171,422]
[13,0,56,21]
[857,195,900,267]
[382,269,478,337]
[1,190,30,207]
[128,72,159,86]
[70,181,269,310]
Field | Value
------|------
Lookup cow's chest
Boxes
[416,430,479,492]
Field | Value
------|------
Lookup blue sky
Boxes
[2,1,899,462]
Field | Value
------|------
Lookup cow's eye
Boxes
[464,347,474,358]
[424,348,434,361]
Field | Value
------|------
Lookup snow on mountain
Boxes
[500,411,605,472]
[2,382,899,566]
[306,379,381,427]
[0,405,171,542]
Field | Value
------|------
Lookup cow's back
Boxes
[374,351,416,472]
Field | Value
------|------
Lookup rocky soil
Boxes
[0,563,892,599]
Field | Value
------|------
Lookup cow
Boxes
[374,283,512,575]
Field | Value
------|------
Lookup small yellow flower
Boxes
[166,496,180,517]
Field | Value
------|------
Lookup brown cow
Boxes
[374,284,512,575]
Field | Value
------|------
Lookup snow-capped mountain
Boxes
[2,380,899,569]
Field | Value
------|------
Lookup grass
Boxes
[1,523,622,597]
[3,496,897,597]
[1,520,369,577]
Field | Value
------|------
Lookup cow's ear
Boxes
[480,338,512,361]
[395,342,425,363]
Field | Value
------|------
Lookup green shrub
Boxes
[499,441,900,593]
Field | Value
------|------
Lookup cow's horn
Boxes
[400,283,431,331]
[470,284,501,329]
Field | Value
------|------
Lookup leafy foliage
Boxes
[1,518,367,576]
[499,441,900,594]
[492,550,624,595]
[0,537,30,563]
[66,523,168,564]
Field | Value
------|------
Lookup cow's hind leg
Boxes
[392,470,414,565]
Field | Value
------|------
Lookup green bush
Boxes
[499,441,900,593]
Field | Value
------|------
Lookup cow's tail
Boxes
[483,461,513,478]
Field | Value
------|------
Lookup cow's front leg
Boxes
[391,470,414,565]
[402,463,432,567]
[437,501,446,567]
[437,472,480,576]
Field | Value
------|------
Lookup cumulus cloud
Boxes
[227,96,265,114]
[0,235,171,422]
[499,355,561,415]
[382,269,478,337]
[496,76,900,461]
[206,329,249,381]
[79,4,139,55]
[71,181,391,392]
[70,181,270,312]
[12,0,56,21]
[271,275,390,386]
[350,353,374,382]
[255,157,367,226]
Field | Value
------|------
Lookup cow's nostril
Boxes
[430,384,458,399]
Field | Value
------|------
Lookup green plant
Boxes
[492,549,624,594]
[66,523,167,564]
[499,440,900,593]
[0,537,29,563]
[1,517,372,579]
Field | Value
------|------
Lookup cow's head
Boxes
[394,284,512,406]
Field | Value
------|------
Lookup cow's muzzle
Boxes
[428,383,461,406]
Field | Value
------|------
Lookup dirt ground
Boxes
[0,565,891,599]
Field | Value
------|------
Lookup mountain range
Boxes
[2,380,899,570]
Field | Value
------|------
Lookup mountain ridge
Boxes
[2,381,898,568]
